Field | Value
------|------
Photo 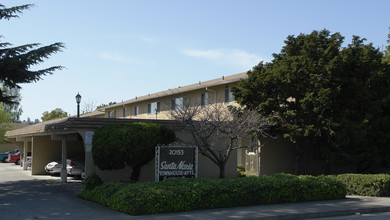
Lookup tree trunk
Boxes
[325,160,331,175]
[294,144,308,175]
[130,165,141,182]
[293,154,301,175]
[219,164,225,178]
[356,158,370,173]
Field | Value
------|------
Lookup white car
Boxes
[45,160,70,174]
[66,160,85,177]
[45,159,84,177]
[26,156,32,167]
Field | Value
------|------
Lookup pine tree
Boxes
[0,4,64,104]
[0,103,12,142]
[384,28,390,64]
[1,84,23,122]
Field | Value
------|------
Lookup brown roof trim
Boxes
[6,117,183,138]
[106,72,248,109]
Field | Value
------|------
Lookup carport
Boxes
[5,117,183,182]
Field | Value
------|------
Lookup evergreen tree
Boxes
[1,84,22,122]
[0,103,12,142]
[384,28,390,64]
[233,30,390,174]
[0,3,64,104]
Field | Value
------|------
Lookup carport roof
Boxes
[5,117,183,138]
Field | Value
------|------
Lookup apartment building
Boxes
[102,72,247,120]
[9,71,328,181]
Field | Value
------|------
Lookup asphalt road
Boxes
[0,162,132,220]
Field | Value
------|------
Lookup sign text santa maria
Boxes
[155,143,198,182]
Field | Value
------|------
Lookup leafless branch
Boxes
[169,100,272,178]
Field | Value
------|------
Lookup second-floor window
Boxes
[134,106,139,116]
[171,97,187,111]
[224,87,233,103]
[201,92,208,107]
[108,110,116,118]
[148,102,160,114]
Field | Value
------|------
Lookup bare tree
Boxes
[82,99,97,114]
[170,99,272,178]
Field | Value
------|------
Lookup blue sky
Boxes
[2,0,389,121]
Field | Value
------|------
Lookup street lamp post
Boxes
[76,93,81,118]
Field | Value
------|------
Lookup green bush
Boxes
[237,165,246,177]
[78,174,346,215]
[81,173,103,190]
[92,122,176,181]
[334,173,390,197]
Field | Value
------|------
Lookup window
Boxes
[123,108,127,117]
[134,106,139,116]
[201,92,208,107]
[148,102,160,114]
[171,97,187,111]
[224,87,233,103]
[171,99,176,110]
[108,110,116,118]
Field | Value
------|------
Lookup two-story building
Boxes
[8,71,331,182]
[6,72,266,181]
[101,72,245,120]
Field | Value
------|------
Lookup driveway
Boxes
[0,163,131,220]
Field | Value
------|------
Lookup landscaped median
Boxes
[77,173,346,216]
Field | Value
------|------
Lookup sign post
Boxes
[155,142,198,182]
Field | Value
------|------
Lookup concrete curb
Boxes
[257,206,390,219]
[134,196,390,220]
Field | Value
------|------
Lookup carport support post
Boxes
[60,136,67,183]
[51,134,79,183]
[51,134,68,183]
[23,141,28,170]
[15,137,32,170]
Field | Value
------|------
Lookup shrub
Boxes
[92,123,176,181]
[334,173,390,197]
[78,174,346,215]
[81,173,103,190]
[237,165,246,177]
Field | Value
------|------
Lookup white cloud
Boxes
[182,49,262,69]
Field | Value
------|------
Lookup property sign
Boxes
[84,131,94,145]
[155,143,198,182]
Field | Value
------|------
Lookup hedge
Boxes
[78,173,346,215]
[334,173,390,197]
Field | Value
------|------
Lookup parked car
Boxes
[25,156,32,167]
[0,149,19,163]
[66,160,85,178]
[45,159,84,178]
[45,159,70,175]
[0,153,6,163]
[7,151,21,165]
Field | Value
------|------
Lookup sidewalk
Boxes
[134,196,390,219]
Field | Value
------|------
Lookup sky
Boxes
[1,0,390,121]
